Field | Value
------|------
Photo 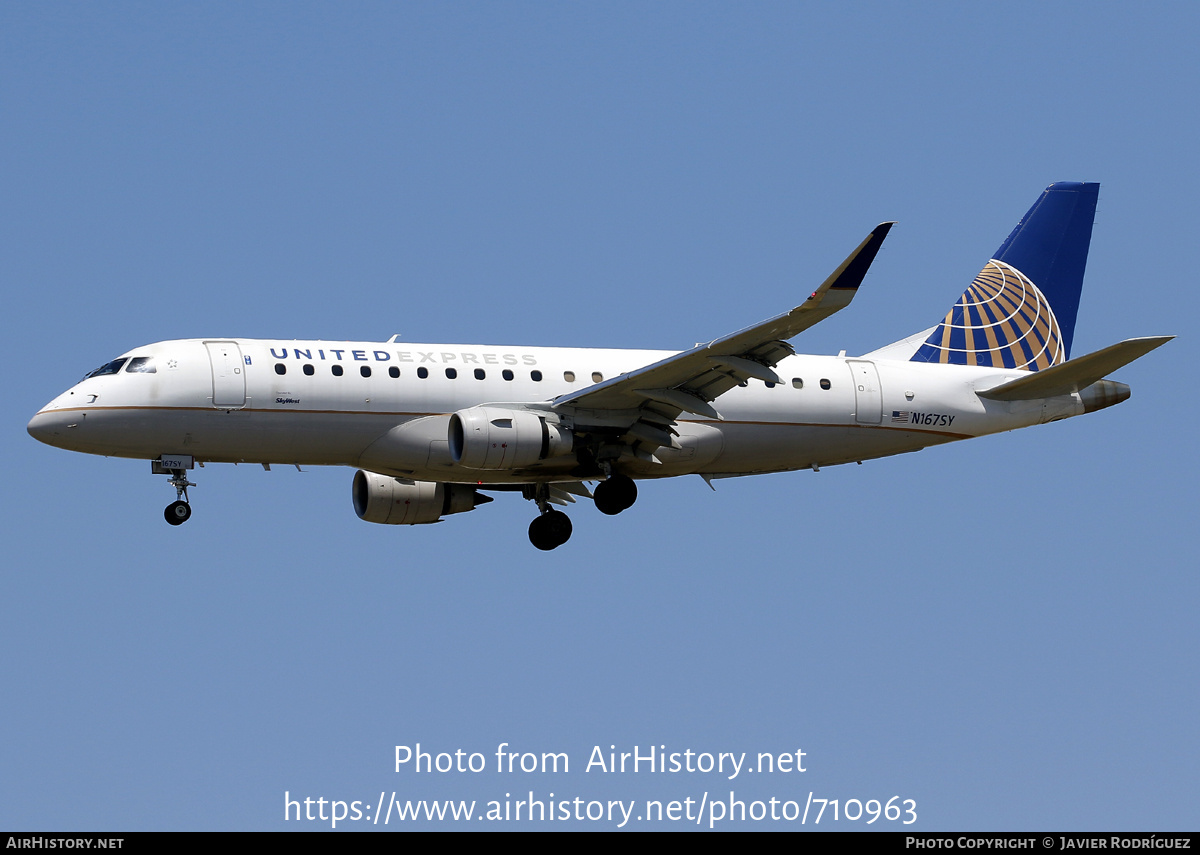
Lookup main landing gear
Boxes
[525,472,639,550]
[528,509,572,551]
[526,483,572,550]
[163,468,195,526]
[593,473,637,515]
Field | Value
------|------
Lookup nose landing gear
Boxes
[165,499,192,525]
[152,456,198,526]
[163,467,195,526]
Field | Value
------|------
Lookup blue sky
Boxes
[3,2,1197,830]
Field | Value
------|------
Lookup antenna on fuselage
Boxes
[387,334,402,342]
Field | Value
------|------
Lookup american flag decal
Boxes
[891,411,910,423]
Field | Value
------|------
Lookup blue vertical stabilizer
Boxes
[911,182,1099,370]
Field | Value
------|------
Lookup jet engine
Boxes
[352,470,491,525]
[448,406,572,470]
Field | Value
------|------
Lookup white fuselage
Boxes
[28,337,1084,484]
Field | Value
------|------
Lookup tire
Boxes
[594,474,637,515]
[529,510,572,550]
[164,501,191,526]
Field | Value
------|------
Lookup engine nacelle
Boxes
[352,470,491,525]
[448,406,573,470]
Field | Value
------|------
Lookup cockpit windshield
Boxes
[125,357,156,373]
[83,358,128,379]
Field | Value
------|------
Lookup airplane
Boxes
[27,182,1172,550]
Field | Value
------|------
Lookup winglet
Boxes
[821,222,895,293]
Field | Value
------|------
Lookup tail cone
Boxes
[1079,380,1130,413]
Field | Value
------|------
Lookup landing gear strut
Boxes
[163,468,195,526]
[593,473,637,515]
[527,484,572,550]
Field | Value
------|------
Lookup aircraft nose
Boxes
[27,408,74,448]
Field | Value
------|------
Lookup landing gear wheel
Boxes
[593,474,637,515]
[162,465,196,525]
[528,510,572,550]
[164,500,191,526]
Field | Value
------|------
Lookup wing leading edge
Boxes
[553,222,895,421]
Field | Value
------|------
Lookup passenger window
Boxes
[125,357,156,374]
[332,365,344,376]
[445,368,457,379]
[417,367,428,379]
[275,363,287,375]
[502,369,514,381]
[531,370,542,382]
[85,358,127,379]
[303,364,315,376]
[792,378,803,389]
[591,371,603,382]
[474,368,486,380]
[360,366,371,378]
[564,371,575,382]
[389,366,400,378]
[820,378,831,390]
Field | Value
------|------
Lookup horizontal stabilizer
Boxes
[976,336,1173,401]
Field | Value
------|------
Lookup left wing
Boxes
[553,222,894,422]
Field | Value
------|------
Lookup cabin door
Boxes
[847,360,882,425]
[205,341,247,408]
